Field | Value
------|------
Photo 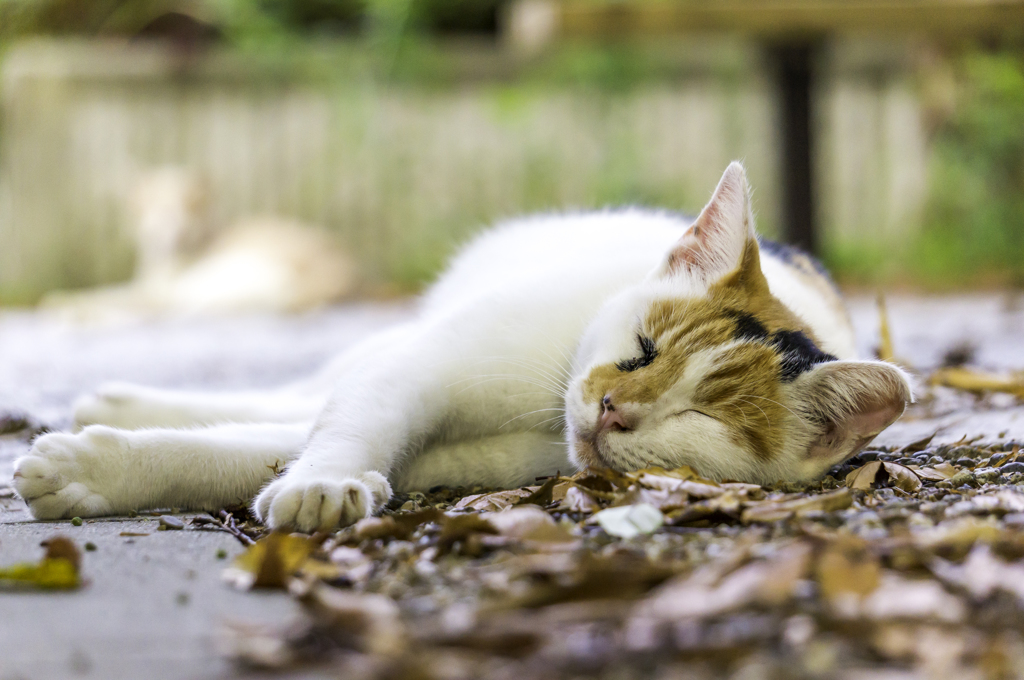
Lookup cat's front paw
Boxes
[253,471,392,533]
[12,427,125,519]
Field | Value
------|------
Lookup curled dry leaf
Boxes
[224,532,317,590]
[846,461,922,493]
[914,463,958,481]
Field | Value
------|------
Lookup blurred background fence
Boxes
[0,0,1021,303]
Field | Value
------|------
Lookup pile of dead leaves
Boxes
[215,444,1024,679]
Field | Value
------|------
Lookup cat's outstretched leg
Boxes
[12,422,310,519]
[72,323,418,431]
[73,383,326,430]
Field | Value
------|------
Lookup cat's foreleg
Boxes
[73,383,326,430]
[12,422,309,519]
[252,326,467,532]
[72,323,417,431]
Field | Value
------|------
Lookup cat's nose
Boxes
[599,394,630,432]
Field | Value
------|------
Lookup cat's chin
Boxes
[569,436,605,471]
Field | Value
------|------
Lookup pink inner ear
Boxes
[664,162,751,278]
[845,405,902,439]
[667,212,719,273]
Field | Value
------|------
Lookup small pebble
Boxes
[856,451,880,462]
[948,471,975,488]
[895,457,917,466]
[159,515,184,530]
[84,542,97,551]
[928,456,944,465]
[974,467,1001,483]
[176,592,190,605]
[1000,462,1024,475]
[954,458,977,468]
[71,517,83,526]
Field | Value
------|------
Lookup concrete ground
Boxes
[2,294,1024,680]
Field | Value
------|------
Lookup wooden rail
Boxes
[558,0,1024,39]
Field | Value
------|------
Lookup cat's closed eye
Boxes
[616,334,657,372]
[672,409,716,422]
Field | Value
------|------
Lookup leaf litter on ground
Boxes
[214,436,1024,679]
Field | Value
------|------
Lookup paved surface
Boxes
[1,294,1023,680]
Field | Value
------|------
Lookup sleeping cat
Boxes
[12,163,911,533]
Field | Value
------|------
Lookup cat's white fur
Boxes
[40,167,356,320]
[14,163,910,532]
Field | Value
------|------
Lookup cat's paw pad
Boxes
[253,471,392,533]
[12,428,121,519]
[72,382,145,430]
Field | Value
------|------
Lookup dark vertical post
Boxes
[773,43,819,255]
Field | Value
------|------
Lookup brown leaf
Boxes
[882,462,923,493]
[901,433,936,454]
[516,477,559,507]
[454,489,533,512]
[846,461,883,490]
[816,537,881,605]
[914,462,957,481]
[438,513,498,551]
[639,541,811,620]
[485,506,573,543]
[741,489,853,523]
[845,461,922,493]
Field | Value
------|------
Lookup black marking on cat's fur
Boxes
[770,329,838,382]
[726,309,837,383]
[728,311,771,343]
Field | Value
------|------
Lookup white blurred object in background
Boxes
[40,167,356,321]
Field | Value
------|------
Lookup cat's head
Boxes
[564,162,911,484]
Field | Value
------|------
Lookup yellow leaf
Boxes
[929,366,1024,399]
[0,536,81,590]
[225,532,316,590]
[877,293,895,363]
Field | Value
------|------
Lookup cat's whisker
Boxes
[499,407,565,430]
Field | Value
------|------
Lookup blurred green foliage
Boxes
[918,51,1024,288]
[828,49,1024,290]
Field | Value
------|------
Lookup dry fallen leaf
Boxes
[877,292,895,363]
[454,489,533,512]
[914,463,957,481]
[741,489,853,523]
[0,535,81,590]
[224,532,317,589]
[929,366,1024,398]
[846,462,921,493]
[816,537,881,613]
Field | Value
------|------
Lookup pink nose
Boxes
[599,394,630,432]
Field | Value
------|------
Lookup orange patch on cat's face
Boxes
[578,238,823,463]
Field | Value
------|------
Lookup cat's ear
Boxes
[794,361,913,464]
[660,161,757,283]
